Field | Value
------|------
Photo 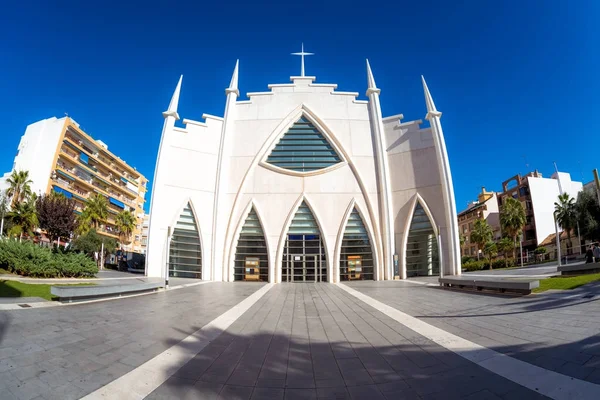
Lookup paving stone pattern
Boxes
[148,284,547,400]
[347,280,600,386]
[0,282,264,400]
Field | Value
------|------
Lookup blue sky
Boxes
[1,1,598,213]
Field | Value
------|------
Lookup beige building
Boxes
[0,116,147,251]
[457,187,500,258]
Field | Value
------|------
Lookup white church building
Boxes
[146,54,461,283]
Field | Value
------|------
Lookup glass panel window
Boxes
[266,117,342,172]
[169,203,202,278]
[340,208,374,281]
[282,201,327,282]
[405,203,440,277]
[234,208,269,282]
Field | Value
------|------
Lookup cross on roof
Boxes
[291,43,314,77]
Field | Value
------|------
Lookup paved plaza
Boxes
[0,280,600,399]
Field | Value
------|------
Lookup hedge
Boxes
[463,258,515,271]
[0,239,97,278]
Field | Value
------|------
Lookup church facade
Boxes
[146,59,461,283]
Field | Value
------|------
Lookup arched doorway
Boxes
[282,201,327,282]
[233,207,269,282]
[339,207,375,281]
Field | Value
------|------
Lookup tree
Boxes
[79,194,108,231]
[554,193,577,255]
[575,190,600,242]
[7,197,38,241]
[35,192,78,245]
[115,210,136,249]
[500,197,526,260]
[483,241,497,270]
[496,237,514,268]
[470,219,493,259]
[5,170,33,207]
[72,229,117,264]
[0,191,8,236]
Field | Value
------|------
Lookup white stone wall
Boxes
[147,74,456,281]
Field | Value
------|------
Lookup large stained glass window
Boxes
[266,117,341,172]
[169,203,202,278]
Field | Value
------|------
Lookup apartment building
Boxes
[0,116,147,252]
[141,213,149,255]
[497,170,582,251]
[457,187,501,258]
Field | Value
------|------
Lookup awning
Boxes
[80,152,89,164]
[53,186,73,199]
[56,170,75,180]
[109,197,125,209]
[120,177,128,183]
[94,175,111,186]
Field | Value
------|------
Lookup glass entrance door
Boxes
[282,234,327,282]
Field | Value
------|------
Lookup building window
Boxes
[471,246,477,255]
[405,203,439,277]
[512,192,518,199]
[169,203,202,279]
[525,230,536,241]
[340,208,374,281]
[234,208,269,282]
[519,186,529,197]
[266,117,342,172]
[468,222,474,231]
[526,201,532,210]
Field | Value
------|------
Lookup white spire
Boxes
[291,43,314,77]
[421,75,441,119]
[366,59,380,96]
[162,75,182,120]
[226,59,240,96]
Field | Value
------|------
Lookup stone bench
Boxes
[439,276,539,295]
[51,281,163,303]
[558,263,600,276]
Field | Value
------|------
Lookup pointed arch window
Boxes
[266,117,342,172]
[283,201,327,282]
[405,202,440,277]
[234,208,269,282]
[340,208,374,281]
[169,203,202,278]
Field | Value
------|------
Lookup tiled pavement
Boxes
[147,284,547,399]
[347,280,600,385]
[2,280,599,399]
[0,282,264,400]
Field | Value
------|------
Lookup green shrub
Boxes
[492,258,515,269]
[462,260,486,271]
[0,239,97,278]
[461,256,475,264]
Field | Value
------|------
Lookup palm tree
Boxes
[6,170,33,207]
[82,194,109,230]
[7,198,38,241]
[500,197,526,260]
[115,210,136,249]
[496,237,514,268]
[554,193,577,255]
[470,219,493,261]
[483,241,497,270]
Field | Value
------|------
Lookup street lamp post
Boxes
[165,226,171,289]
